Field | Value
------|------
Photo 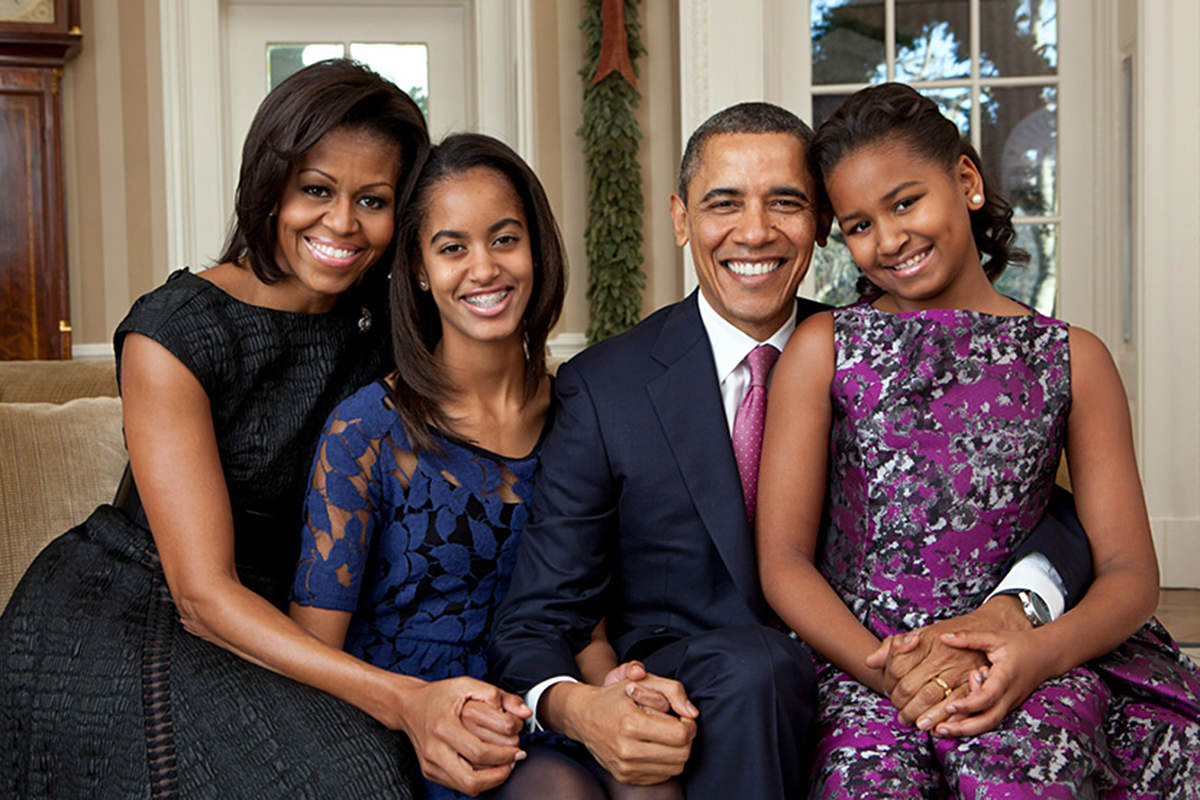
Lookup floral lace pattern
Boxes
[292,380,539,683]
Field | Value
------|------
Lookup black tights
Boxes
[487,743,684,800]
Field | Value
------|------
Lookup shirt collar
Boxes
[696,290,797,385]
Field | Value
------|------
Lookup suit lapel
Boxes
[646,293,766,618]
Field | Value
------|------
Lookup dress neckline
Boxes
[179,268,352,320]
[857,294,1039,320]
[374,378,555,463]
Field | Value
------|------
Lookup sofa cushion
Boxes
[0,360,119,403]
[0,396,126,610]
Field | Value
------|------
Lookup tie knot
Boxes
[746,344,779,387]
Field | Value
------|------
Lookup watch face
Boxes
[0,0,54,24]
[1029,591,1051,624]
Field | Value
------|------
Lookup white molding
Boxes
[1154,518,1200,589]
[547,332,587,362]
[1137,0,1200,589]
[159,0,226,274]
[71,343,116,361]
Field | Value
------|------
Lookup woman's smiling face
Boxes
[416,166,534,348]
[271,126,402,312]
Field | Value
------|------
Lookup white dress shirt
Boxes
[524,293,1066,728]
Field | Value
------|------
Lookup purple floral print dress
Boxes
[811,300,1200,799]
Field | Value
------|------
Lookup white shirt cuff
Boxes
[524,675,579,732]
[987,551,1067,620]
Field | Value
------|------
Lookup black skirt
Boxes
[0,505,416,799]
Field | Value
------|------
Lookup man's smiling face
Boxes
[671,132,820,340]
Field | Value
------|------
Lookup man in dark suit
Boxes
[489,102,1089,798]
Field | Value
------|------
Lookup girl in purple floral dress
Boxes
[757,83,1200,798]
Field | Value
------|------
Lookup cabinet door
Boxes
[0,66,68,360]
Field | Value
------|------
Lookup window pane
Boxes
[267,44,345,91]
[980,0,1057,77]
[808,221,864,308]
[811,0,885,85]
[921,87,971,138]
[980,85,1057,217]
[348,43,429,118]
[995,223,1057,313]
[812,92,853,128]
[893,0,970,82]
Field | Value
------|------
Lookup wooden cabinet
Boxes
[0,0,80,360]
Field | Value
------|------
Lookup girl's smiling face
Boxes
[824,142,990,311]
[416,166,534,348]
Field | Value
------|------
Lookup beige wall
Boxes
[63,0,166,352]
[531,0,681,341]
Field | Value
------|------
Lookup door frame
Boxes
[158,0,533,273]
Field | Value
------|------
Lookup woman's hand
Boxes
[397,676,528,795]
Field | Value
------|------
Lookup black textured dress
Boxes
[0,270,417,798]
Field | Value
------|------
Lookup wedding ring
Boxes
[930,676,953,699]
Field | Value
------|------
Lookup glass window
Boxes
[807,0,1060,313]
[266,42,430,118]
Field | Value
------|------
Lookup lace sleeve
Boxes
[291,405,383,611]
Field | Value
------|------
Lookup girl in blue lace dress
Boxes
[757,84,1200,798]
[288,134,565,800]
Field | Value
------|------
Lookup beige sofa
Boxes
[0,360,126,610]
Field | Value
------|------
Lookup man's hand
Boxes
[600,660,673,713]
[541,675,698,785]
[396,677,527,796]
[863,594,1030,729]
[929,628,1055,737]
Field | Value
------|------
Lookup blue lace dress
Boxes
[292,379,546,800]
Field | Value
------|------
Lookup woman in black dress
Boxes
[0,60,526,799]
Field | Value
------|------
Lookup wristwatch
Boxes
[1004,589,1051,628]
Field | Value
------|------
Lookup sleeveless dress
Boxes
[0,270,418,798]
[811,301,1200,799]
[291,379,546,800]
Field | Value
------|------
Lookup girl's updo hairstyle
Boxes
[810,83,1027,295]
[218,59,430,311]
[389,133,567,452]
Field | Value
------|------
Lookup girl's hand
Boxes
[460,693,530,748]
[928,629,1055,737]
[398,676,527,795]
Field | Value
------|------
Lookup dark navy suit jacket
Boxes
[488,292,1091,693]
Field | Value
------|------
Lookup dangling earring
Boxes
[970,193,984,206]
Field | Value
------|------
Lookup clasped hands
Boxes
[865,595,1055,737]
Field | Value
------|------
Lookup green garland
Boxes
[579,0,646,344]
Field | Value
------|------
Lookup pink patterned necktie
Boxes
[732,344,780,522]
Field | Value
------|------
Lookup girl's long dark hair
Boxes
[218,59,430,324]
[810,83,1028,296]
[389,133,567,453]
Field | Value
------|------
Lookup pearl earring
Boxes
[418,279,428,290]
[971,193,983,206]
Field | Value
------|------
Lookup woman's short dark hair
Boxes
[809,82,1028,295]
[389,133,567,452]
[217,59,430,310]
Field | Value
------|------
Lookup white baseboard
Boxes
[74,336,593,365]
[1153,517,1200,588]
[72,343,116,360]
[547,332,588,362]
